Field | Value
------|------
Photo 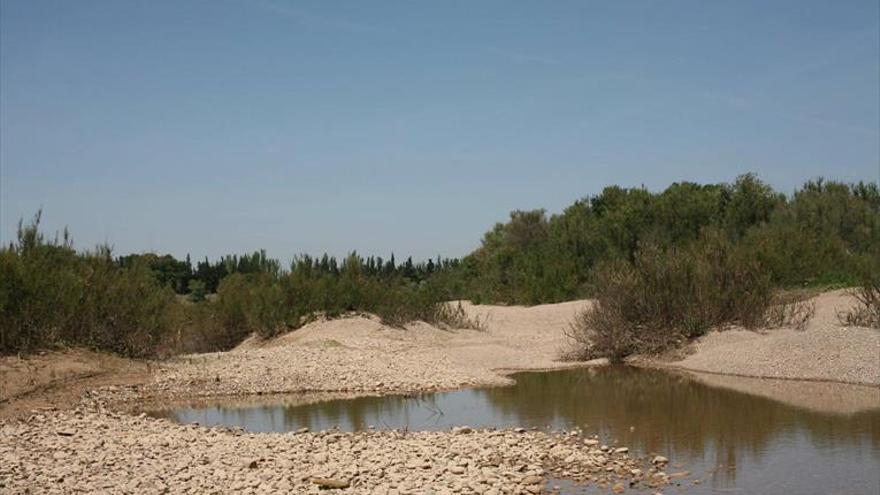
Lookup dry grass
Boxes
[430,301,490,331]
[763,290,817,331]
[837,281,880,329]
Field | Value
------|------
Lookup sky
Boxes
[2,0,879,262]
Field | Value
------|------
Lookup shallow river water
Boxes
[150,367,880,494]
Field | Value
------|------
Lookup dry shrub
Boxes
[763,290,816,330]
[159,303,227,356]
[430,301,489,331]
[378,290,488,331]
[565,230,804,362]
[838,279,880,329]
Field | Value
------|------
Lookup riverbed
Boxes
[149,367,880,494]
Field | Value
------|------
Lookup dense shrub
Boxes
[457,176,879,304]
[187,279,206,302]
[0,216,475,356]
[212,273,286,341]
[162,255,485,354]
[0,213,176,357]
[565,230,813,362]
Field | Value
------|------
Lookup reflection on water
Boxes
[149,367,880,495]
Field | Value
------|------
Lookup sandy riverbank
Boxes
[1,290,877,493]
[146,300,593,401]
[647,290,879,386]
[3,290,875,414]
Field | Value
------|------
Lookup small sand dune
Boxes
[655,290,880,386]
[150,300,593,400]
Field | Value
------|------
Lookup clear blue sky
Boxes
[2,1,878,262]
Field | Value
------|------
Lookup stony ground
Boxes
[2,291,876,494]
[1,406,672,494]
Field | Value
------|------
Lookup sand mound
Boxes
[657,290,879,386]
[150,300,593,399]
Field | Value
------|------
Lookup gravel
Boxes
[0,407,671,494]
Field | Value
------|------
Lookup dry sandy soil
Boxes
[1,290,878,493]
[650,290,879,386]
[147,300,592,401]
[0,349,153,421]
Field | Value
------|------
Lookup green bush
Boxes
[187,279,206,302]
[213,273,286,341]
[0,212,176,357]
[455,176,879,304]
[565,230,797,362]
[177,254,480,352]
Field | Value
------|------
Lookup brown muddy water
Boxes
[149,366,880,494]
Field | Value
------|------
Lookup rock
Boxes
[651,455,668,465]
[311,478,351,489]
[56,430,75,437]
[614,447,629,454]
[405,460,431,469]
[651,472,669,483]
[668,471,690,479]
[521,475,542,485]
[4,390,650,495]
[612,482,625,493]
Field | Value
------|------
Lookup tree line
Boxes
[116,250,458,299]
[452,174,879,305]
[1,173,877,358]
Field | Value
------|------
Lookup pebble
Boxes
[0,408,669,494]
[312,477,351,489]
